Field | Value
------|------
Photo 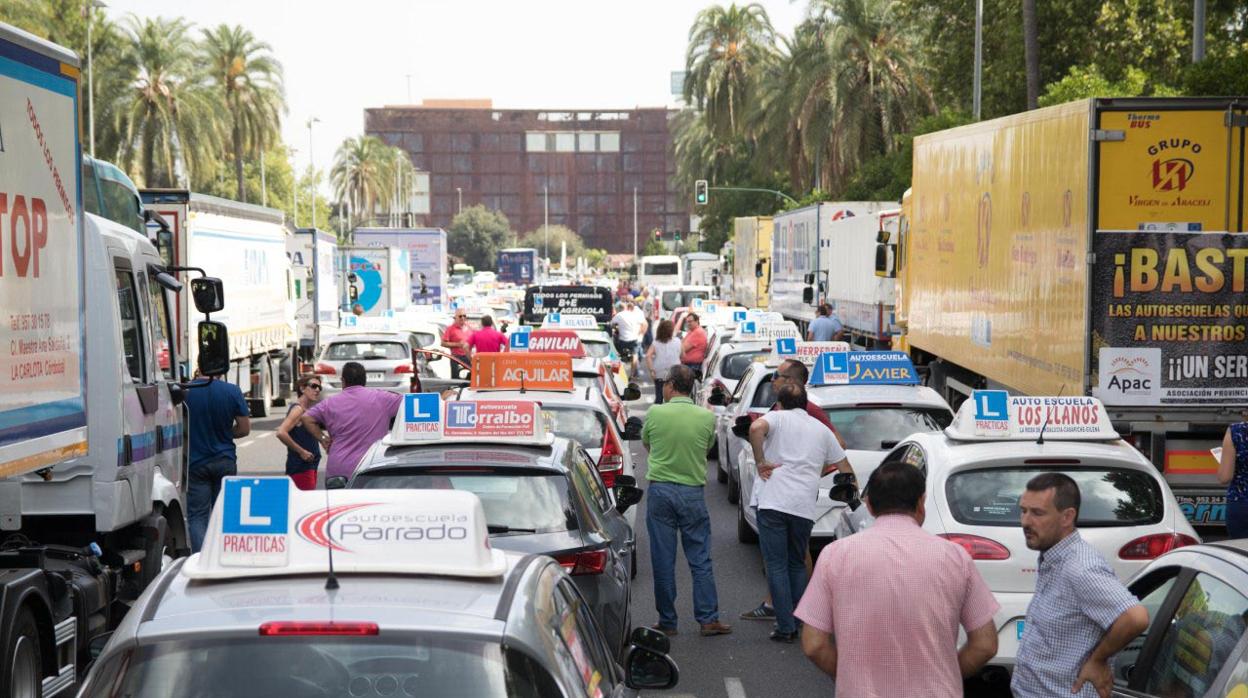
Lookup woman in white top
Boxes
[645,319,681,404]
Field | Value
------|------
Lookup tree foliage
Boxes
[448,206,513,270]
[518,225,586,262]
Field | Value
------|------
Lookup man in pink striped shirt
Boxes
[795,462,1000,697]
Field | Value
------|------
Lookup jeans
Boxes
[683,363,703,380]
[450,356,469,380]
[757,508,814,634]
[188,456,237,552]
[646,481,719,627]
[1228,500,1248,538]
[653,379,665,405]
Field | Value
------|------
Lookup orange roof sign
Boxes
[471,353,575,391]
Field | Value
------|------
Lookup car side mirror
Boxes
[168,381,186,407]
[622,383,642,401]
[731,415,752,439]
[828,472,860,511]
[615,484,643,513]
[326,476,348,490]
[707,391,727,407]
[190,277,225,314]
[88,632,113,660]
[624,647,679,690]
[623,416,643,441]
[196,321,230,378]
[629,626,670,654]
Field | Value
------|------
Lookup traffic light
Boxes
[695,179,708,205]
[674,230,681,242]
[654,229,661,241]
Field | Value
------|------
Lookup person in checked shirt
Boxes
[1012,473,1149,698]
[794,462,1000,696]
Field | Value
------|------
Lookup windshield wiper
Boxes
[488,525,538,534]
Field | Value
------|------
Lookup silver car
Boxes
[314,331,418,393]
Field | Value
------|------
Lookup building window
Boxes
[555,133,576,152]
[599,133,620,152]
[578,133,596,152]
[526,133,547,152]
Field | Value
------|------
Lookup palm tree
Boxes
[331,135,398,230]
[201,24,285,202]
[112,16,220,188]
[813,0,934,192]
[683,3,776,138]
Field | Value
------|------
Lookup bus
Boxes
[638,255,682,288]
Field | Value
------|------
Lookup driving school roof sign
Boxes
[471,353,575,391]
[947,391,1119,441]
[526,330,586,357]
[541,313,598,330]
[737,320,801,341]
[772,340,852,366]
[445,400,541,438]
[809,351,920,386]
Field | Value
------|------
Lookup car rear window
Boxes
[721,351,768,380]
[945,467,1164,527]
[661,290,707,311]
[412,332,436,347]
[324,341,408,361]
[824,407,952,451]
[542,406,608,450]
[581,341,612,359]
[354,470,570,533]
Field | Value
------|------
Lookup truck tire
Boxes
[5,608,42,698]
[250,360,272,418]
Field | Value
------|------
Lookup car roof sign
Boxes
[946,391,1120,441]
[527,329,586,357]
[737,320,800,341]
[385,396,554,445]
[509,330,531,351]
[541,313,598,330]
[184,478,507,580]
[769,340,852,366]
[808,351,920,386]
[471,353,575,391]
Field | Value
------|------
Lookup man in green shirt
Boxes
[642,365,731,637]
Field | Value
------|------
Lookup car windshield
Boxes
[823,407,952,451]
[324,341,408,361]
[721,351,768,380]
[354,469,570,533]
[662,290,708,311]
[582,341,613,360]
[645,262,679,277]
[82,636,557,698]
[945,467,1165,527]
[543,406,607,450]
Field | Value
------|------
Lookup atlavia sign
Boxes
[526,330,586,357]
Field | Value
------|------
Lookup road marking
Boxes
[238,439,257,449]
[725,678,747,698]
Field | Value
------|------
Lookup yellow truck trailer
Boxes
[886,97,1248,528]
[733,216,772,308]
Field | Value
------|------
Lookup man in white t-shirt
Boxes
[609,301,648,372]
[748,383,853,643]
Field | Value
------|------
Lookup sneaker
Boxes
[769,630,797,643]
[699,621,733,636]
[740,603,776,620]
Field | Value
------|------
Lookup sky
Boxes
[102,0,810,191]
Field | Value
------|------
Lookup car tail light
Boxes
[556,549,609,575]
[598,430,625,488]
[394,364,414,374]
[314,363,336,375]
[938,533,1011,560]
[1119,533,1199,560]
[259,621,378,636]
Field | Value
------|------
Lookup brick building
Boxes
[364,100,689,254]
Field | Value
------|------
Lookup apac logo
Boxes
[1105,355,1153,393]
[1096,348,1161,405]
[1152,158,1194,192]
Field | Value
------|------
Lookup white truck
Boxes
[0,22,229,695]
[770,201,895,346]
[141,190,298,416]
[353,227,447,306]
[681,252,721,287]
[340,245,411,317]
[288,227,340,359]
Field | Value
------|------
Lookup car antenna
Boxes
[520,374,526,394]
[323,487,340,591]
[1036,384,1066,446]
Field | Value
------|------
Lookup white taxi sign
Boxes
[339,313,398,332]
[184,479,506,580]
[946,391,1119,441]
[541,313,598,330]
[737,320,800,341]
[769,340,852,366]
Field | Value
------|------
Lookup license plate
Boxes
[368,372,385,381]
[1016,620,1025,639]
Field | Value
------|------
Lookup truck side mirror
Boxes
[190,277,225,314]
[803,272,815,285]
[802,287,814,304]
[875,244,894,278]
[196,321,230,377]
[755,261,765,278]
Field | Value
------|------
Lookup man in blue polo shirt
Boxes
[807,303,844,342]
[184,371,250,552]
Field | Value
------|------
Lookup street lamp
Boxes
[84,0,107,157]
[306,117,320,228]
[543,184,549,260]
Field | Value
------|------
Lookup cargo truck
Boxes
[732,216,773,308]
[288,228,340,359]
[339,245,411,317]
[497,247,538,285]
[882,97,1248,527]
[141,190,297,417]
[353,227,447,306]
[0,22,228,695]
[682,252,721,287]
[771,201,895,346]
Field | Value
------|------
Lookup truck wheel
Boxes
[250,360,272,418]
[6,609,42,698]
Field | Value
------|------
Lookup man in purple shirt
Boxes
[301,362,403,479]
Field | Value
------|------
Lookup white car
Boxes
[732,351,953,547]
[314,331,420,394]
[839,391,1201,674]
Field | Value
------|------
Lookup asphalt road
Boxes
[237,376,836,698]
